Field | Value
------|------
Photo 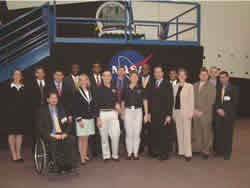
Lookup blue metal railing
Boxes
[0,2,51,65]
[53,0,201,45]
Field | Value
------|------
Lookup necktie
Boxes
[221,85,225,104]
[142,78,147,88]
[57,84,61,96]
[39,81,44,104]
[96,75,101,87]
[118,80,122,102]
[52,108,62,133]
[155,80,159,88]
[74,78,79,89]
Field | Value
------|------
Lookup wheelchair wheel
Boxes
[34,138,48,175]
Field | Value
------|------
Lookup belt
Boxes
[100,109,114,112]
[126,106,141,110]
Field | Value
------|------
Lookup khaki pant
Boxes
[173,110,192,157]
[192,116,213,154]
[99,110,120,159]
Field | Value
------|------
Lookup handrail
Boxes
[141,0,200,6]
[166,25,197,39]
[0,2,49,31]
[56,17,125,23]
[0,16,43,42]
[0,32,48,62]
[0,24,47,52]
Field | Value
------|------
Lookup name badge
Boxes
[224,96,231,101]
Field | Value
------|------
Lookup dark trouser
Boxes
[89,124,102,157]
[48,135,78,169]
[119,117,126,152]
[150,117,172,155]
[139,122,151,153]
[215,116,235,156]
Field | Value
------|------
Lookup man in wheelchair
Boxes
[36,91,78,174]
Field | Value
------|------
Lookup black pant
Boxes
[150,117,172,155]
[139,122,151,153]
[215,116,235,156]
[48,135,78,169]
[89,124,102,157]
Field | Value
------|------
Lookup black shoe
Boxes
[127,155,132,160]
[184,157,192,162]
[139,147,144,154]
[224,155,231,160]
[80,162,86,166]
[159,154,169,161]
[16,158,24,163]
[151,153,160,158]
[112,158,120,162]
[133,156,140,160]
[104,158,111,163]
[202,154,209,160]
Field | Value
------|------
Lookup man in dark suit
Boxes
[64,64,80,99]
[139,64,153,154]
[89,62,103,92]
[36,91,78,172]
[148,66,174,160]
[29,66,50,151]
[49,69,73,123]
[215,71,238,160]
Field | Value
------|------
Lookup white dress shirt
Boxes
[37,79,45,87]
[11,82,24,91]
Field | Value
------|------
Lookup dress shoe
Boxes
[127,155,132,160]
[133,156,140,160]
[103,158,111,163]
[202,154,209,160]
[151,153,160,158]
[112,158,120,162]
[16,158,24,163]
[224,155,231,160]
[139,147,144,154]
[159,154,169,161]
[184,157,192,162]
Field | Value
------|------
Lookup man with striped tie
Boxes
[214,71,238,160]
[36,91,78,173]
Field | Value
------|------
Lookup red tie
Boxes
[96,75,101,87]
[57,85,61,96]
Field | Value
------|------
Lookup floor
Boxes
[0,119,250,188]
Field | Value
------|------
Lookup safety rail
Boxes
[53,0,200,45]
[0,2,51,65]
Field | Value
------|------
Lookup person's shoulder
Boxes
[185,82,193,89]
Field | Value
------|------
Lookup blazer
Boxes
[89,73,103,93]
[28,79,50,110]
[193,81,216,122]
[173,82,194,120]
[63,74,78,96]
[36,104,71,141]
[139,75,154,90]
[215,82,238,119]
[72,88,99,121]
[48,80,72,116]
[148,79,174,119]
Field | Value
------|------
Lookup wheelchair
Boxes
[33,137,79,176]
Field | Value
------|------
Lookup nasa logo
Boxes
[109,50,152,79]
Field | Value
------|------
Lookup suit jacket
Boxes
[148,79,174,120]
[48,81,72,116]
[64,74,78,97]
[215,82,238,120]
[139,75,154,90]
[72,88,99,121]
[193,81,216,122]
[113,78,129,103]
[89,73,103,93]
[29,79,50,111]
[36,104,71,141]
[173,82,194,120]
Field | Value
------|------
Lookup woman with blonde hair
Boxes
[173,68,194,162]
[72,73,98,165]
[5,68,27,162]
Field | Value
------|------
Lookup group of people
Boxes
[3,62,238,173]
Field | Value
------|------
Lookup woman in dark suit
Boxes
[72,73,98,165]
[5,68,27,162]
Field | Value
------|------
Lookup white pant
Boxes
[124,108,143,156]
[99,110,120,159]
[174,110,192,157]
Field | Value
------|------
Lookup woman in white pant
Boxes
[121,70,149,160]
[173,68,194,162]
